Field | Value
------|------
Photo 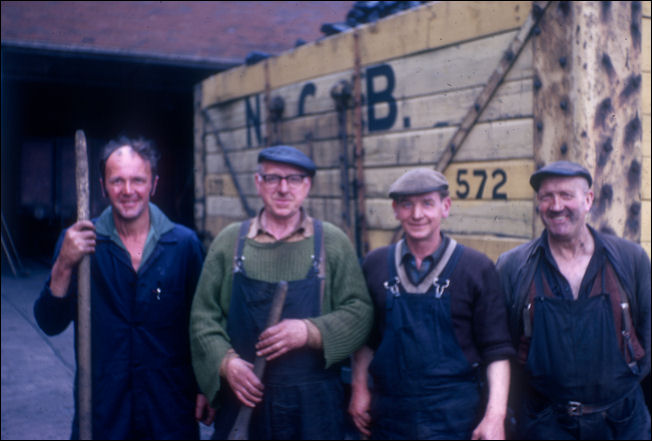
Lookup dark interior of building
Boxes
[2,45,228,266]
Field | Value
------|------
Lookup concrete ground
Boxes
[1,261,212,440]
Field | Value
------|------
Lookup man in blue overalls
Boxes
[34,136,214,439]
[349,168,514,439]
[497,161,651,439]
[190,145,373,439]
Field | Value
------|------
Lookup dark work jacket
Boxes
[496,226,651,381]
[34,205,204,439]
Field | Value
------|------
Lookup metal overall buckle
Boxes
[383,276,401,297]
[233,255,245,273]
[433,277,450,298]
[310,254,320,272]
[566,401,583,416]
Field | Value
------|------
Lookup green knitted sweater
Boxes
[190,221,373,407]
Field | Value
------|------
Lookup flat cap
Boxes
[530,160,592,191]
[258,145,316,176]
[388,168,449,199]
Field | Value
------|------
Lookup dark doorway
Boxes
[2,45,230,264]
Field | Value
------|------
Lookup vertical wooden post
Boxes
[353,30,369,257]
[574,1,642,241]
[194,84,208,244]
[533,1,642,241]
[74,129,92,440]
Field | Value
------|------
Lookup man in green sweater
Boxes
[190,145,373,439]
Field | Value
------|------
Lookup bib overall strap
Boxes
[310,219,323,276]
[433,243,464,298]
[383,243,401,302]
[607,264,639,372]
[233,219,252,274]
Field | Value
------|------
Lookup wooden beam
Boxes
[435,1,549,172]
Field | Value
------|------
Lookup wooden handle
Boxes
[75,130,93,440]
[227,281,288,440]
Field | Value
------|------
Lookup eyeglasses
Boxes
[259,173,307,187]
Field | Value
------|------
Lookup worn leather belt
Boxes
[556,400,612,416]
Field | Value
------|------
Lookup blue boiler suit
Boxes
[34,204,204,439]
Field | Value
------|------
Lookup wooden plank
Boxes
[205,173,240,197]
[367,229,398,252]
[392,78,533,132]
[205,139,346,175]
[643,156,651,200]
[204,169,355,199]
[200,2,532,108]
[532,0,574,172]
[266,77,533,145]
[644,72,651,116]
[205,118,535,174]
[202,61,266,109]
[201,35,533,135]
[643,200,651,242]
[365,231,530,261]
[643,2,651,18]
[304,197,349,232]
[363,159,535,200]
[451,234,529,263]
[425,2,530,51]
[206,195,248,218]
[363,118,533,167]
[365,198,533,238]
[387,31,532,101]
[267,32,355,94]
[644,115,651,162]
[643,17,650,72]
[435,1,547,172]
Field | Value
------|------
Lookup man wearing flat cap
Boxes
[349,168,514,439]
[496,160,651,439]
[190,145,373,439]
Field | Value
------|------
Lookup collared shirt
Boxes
[95,202,175,271]
[247,207,314,243]
[400,235,450,286]
[538,228,607,300]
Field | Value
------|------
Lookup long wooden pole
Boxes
[75,130,92,440]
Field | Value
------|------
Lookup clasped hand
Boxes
[225,319,308,407]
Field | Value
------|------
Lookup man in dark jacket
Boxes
[496,161,651,440]
[349,168,514,440]
[34,136,215,439]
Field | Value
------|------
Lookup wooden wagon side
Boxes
[194,1,651,261]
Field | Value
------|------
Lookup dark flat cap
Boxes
[388,168,449,199]
[530,160,592,191]
[258,145,316,176]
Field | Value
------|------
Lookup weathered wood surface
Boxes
[533,1,646,243]
[195,1,650,260]
[203,118,533,178]
[435,1,548,172]
[366,198,533,238]
[201,32,533,136]
[201,1,531,108]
